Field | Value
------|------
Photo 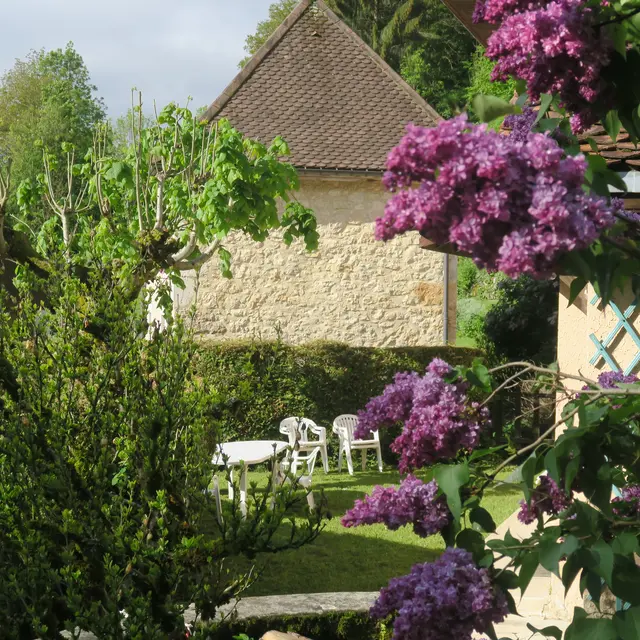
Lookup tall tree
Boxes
[239,0,298,67]
[0,43,105,193]
[327,0,474,73]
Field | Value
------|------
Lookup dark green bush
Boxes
[0,266,321,639]
[194,341,480,455]
[196,610,388,640]
[483,276,558,364]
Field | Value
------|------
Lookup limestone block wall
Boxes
[177,175,452,347]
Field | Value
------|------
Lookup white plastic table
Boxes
[212,440,289,517]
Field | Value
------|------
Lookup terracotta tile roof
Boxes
[202,0,441,172]
[578,125,640,171]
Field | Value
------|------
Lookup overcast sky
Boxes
[1,0,275,119]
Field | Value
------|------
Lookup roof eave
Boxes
[439,0,495,45]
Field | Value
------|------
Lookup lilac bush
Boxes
[355,358,489,472]
[377,115,618,278]
[518,474,572,524]
[371,548,508,640]
[478,0,611,133]
[596,371,639,388]
[341,475,450,537]
[613,485,640,518]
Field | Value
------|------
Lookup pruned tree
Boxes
[12,94,318,300]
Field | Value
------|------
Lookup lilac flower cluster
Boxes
[371,548,508,640]
[477,0,612,133]
[613,485,640,518]
[596,371,639,389]
[378,116,618,278]
[355,358,489,472]
[518,474,572,524]
[341,475,451,537]
[503,108,537,143]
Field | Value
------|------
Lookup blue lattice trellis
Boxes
[589,294,640,375]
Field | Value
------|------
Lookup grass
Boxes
[228,468,521,597]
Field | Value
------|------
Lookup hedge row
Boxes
[195,610,389,640]
[194,340,480,454]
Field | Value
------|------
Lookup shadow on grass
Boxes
[236,528,441,597]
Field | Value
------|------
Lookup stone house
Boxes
[174,0,456,347]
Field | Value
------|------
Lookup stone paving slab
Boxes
[217,591,379,619]
[59,593,570,639]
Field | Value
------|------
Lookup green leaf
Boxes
[534,94,554,124]
[435,463,469,520]
[568,277,587,306]
[544,449,560,485]
[469,445,507,462]
[603,110,622,143]
[564,456,580,493]
[611,556,640,605]
[496,570,519,590]
[519,551,539,594]
[565,616,617,640]
[526,623,563,639]
[610,22,628,58]
[470,507,497,533]
[614,606,640,640]
[470,360,492,393]
[589,540,613,586]
[540,535,579,578]
[604,168,628,192]
[456,528,485,559]
[587,154,608,173]
[472,95,520,123]
[611,532,640,556]
[581,569,603,604]
[562,552,582,594]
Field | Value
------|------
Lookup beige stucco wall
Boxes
[557,279,638,385]
[176,175,452,347]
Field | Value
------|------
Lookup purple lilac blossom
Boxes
[355,358,490,472]
[518,474,572,524]
[613,485,640,518]
[597,371,639,388]
[378,115,618,279]
[341,475,451,537]
[478,0,611,133]
[371,548,508,640]
[504,108,537,143]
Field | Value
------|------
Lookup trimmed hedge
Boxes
[195,610,389,640]
[194,340,480,455]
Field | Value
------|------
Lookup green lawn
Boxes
[229,468,521,596]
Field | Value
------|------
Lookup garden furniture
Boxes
[279,417,329,474]
[332,414,383,475]
[278,445,321,511]
[212,440,289,517]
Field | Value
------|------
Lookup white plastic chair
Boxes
[277,446,320,511]
[210,475,224,525]
[279,417,329,474]
[333,414,383,475]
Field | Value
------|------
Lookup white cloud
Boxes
[1,0,275,117]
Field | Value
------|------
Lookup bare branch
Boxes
[132,90,144,232]
[170,231,198,263]
[173,239,221,271]
[0,159,11,255]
